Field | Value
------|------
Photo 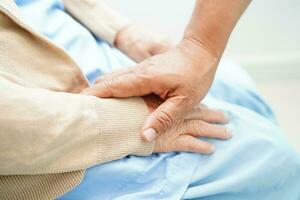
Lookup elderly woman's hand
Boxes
[82,38,219,142]
[115,24,172,62]
[142,94,231,154]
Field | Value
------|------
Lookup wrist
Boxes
[95,97,154,158]
[177,36,219,72]
[181,35,221,59]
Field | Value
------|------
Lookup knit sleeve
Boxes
[0,75,153,175]
[62,0,131,45]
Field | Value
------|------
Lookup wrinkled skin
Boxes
[82,38,218,142]
[82,0,251,154]
[142,94,231,154]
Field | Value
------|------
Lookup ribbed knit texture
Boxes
[0,171,84,200]
[0,0,154,199]
[95,98,154,163]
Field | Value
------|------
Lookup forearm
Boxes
[183,0,251,58]
[0,78,153,175]
[62,0,131,45]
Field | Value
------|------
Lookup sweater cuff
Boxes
[94,97,154,163]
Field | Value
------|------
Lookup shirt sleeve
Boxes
[62,0,131,45]
[0,73,153,175]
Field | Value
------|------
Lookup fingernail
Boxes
[225,128,233,139]
[208,145,215,154]
[143,128,157,142]
[143,115,155,130]
[222,112,230,123]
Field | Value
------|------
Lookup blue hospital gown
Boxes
[15,0,300,199]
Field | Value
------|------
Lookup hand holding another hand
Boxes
[82,37,219,142]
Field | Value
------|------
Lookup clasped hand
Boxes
[82,25,230,154]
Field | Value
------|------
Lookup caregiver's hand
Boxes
[82,0,251,142]
[115,24,172,62]
[82,38,219,142]
[142,94,230,154]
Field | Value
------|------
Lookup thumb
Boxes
[81,72,151,98]
[142,96,190,142]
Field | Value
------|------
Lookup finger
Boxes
[174,135,215,154]
[132,53,151,63]
[95,68,133,84]
[84,65,136,95]
[81,72,152,98]
[198,103,208,108]
[182,120,232,140]
[186,106,229,124]
[142,96,192,142]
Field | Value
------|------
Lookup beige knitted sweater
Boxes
[0,0,153,199]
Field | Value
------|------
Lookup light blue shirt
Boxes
[16,1,300,199]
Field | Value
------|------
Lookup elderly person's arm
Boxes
[62,0,171,62]
[0,0,230,176]
[0,1,152,174]
[83,0,251,141]
[0,76,153,175]
[0,78,230,175]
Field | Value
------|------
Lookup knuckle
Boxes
[184,121,195,134]
[174,120,184,133]
[194,106,202,113]
[102,78,115,89]
[179,137,193,151]
[156,110,174,130]
[102,76,126,89]
[135,68,152,85]
[186,121,195,133]
[194,121,205,135]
